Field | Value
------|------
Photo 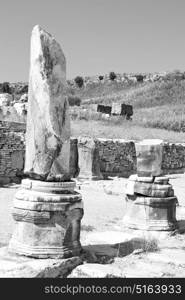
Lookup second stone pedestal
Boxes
[123,193,178,231]
[123,139,178,231]
[9,179,83,258]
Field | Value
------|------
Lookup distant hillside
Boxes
[74,71,185,108]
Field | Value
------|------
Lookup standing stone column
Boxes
[123,139,178,231]
[77,136,103,180]
[8,25,83,258]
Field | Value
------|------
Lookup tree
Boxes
[109,72,117,81]
[2,82,11,94]
[74,76,84,88]
[99,75,104,81]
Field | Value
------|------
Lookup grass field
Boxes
[71,119,185,143]
[70,71,185,140]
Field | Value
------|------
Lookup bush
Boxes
[135,74,144,82]
[74,76,84,88]
[2,82,11,94]
[99,75,104,81]
[109,72,117,81]
[68,95,81,106]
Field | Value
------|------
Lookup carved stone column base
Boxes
[123,195,178,231]
[8,179,84,258]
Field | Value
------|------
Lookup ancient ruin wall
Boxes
[0,124,185,184]
[0,121,25,184]
[96,139,185,177]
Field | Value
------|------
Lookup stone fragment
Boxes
[127,181,174,197]
[0,247,82,278]
[135,139,163,177]
[129,174,154,183]
[125,180,135,195]
[78,136,102,180]
[154,176,169,185]
[68,263,124,278]
[24,25,70,181]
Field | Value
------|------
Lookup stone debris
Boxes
[0,247,82,278]
[68,263,124,278]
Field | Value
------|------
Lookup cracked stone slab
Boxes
[0,247,82,278]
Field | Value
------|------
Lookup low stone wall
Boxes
[0,121,26,184]
[0,123,185,184]
[96,139,185,178]
[162,143,185,174]
[96,139,136,178]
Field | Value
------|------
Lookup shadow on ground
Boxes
[83,237,158,264]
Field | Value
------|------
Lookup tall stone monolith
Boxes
[9,25,83,258]
[24,25,70,181]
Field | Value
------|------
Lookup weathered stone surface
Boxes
[68,263,124,278]
[135,139,163,177]
[9,179,84,258]
[123,195,178,231]
[154,176,169,185]
[21,178,76,192]
[126,180,174,197]
[129,174,154,183]
[0,247,82,278]
[24,25,70,181]
[96,138,136,178]
[78,136,102,180]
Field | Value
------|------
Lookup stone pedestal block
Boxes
[126,180,174,198]
[135,139,163,177]
[9,179,83,258]
[78,136,102,180]
[123,195,178,231]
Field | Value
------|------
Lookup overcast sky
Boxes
[0,0,185,82]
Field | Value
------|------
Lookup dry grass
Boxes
[71,119,185,143]
[70,71,185,137]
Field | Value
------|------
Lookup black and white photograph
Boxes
[0,0,185,297]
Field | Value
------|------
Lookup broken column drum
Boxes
[8,25,83,258]
[78,136,102,180]
[123,139,178,231]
